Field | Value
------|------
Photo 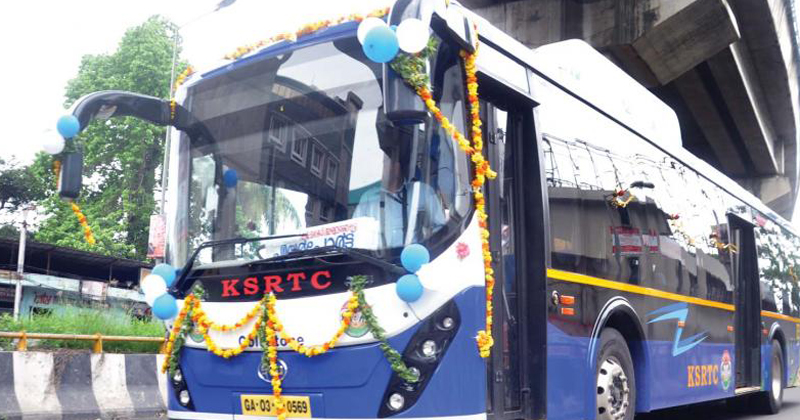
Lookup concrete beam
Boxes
[730,0,800,201]
[673,69,748,176]
[706,45,781,175]
[735,175,794,218]
[630,0,740,85]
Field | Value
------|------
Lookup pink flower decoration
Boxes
[456,242,470,261]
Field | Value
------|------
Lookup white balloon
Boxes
[41,131,65,155]
[357,17,387,44]
[141,274,167,299]
[397,18,429,53]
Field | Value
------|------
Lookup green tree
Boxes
[0,158,45,213]
[32,16,185,259]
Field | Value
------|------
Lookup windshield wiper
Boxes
[171,234,304,293]
[251,245,405,276]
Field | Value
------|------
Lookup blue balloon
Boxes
[57,115,80,138]
[152,263,177,287]
[401,244,430,273]
[223,168,238,188]
[152,294,178,320]
[396,274,424,302]
[362,25,399,63]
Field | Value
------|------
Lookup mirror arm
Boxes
[70,90,172,131]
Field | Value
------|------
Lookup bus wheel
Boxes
[754,340,784,414]
[596,328,636,420]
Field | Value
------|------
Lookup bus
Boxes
[56,1,800,419]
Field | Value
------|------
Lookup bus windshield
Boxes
[167,35,471,267]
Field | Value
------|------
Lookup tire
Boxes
[753,340,784,414]
[596,328,636,420]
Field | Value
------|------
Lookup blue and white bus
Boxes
[59,1,799,419]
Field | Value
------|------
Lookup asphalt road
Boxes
[131,388,800,420]
[637,387,800,420]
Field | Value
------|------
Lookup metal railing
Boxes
[0,331,165,353]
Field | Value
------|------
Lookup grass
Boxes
[0,305,166,353]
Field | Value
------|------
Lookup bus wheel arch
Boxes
[768,324,787,387]
[589,298,651,414]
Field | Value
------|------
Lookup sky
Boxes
[0,0,391,165]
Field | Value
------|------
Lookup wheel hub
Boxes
[771,352,781,401]
[596,357,630,420]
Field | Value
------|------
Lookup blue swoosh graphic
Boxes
[648,302,708,356]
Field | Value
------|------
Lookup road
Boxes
[129,388,800,420]
[637,388,800,420]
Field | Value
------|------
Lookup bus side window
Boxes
[543,136,617,280]
[755,224,780,313]
[699,181,734,304]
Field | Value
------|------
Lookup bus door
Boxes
[482,88,547,420]
[729,214,761,389]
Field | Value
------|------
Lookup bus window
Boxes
[755,218,800,314]
[544,136,618,281]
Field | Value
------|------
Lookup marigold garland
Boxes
[393,36,497,357]
[193,297,262,332]
[610,188,635,208]
[171,65,195,122]
[269,292,358,357]
[223,8,389,61]
[53,160,61,186]
[461,45,498,358]
[51,159,96,245]
[264,308,287,420]
[161,293,197,374]
[191,295,267,358]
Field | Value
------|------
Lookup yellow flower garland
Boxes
[268,292,359,357]
[191,295,266,359]
[51,158,96,245]
[70,202,96,245]
[462,45,497,358]
[53,160,61,186]
[161,294,196,373]
[265,313,287,420]
[410,42,496,357]
[223,8,390,61]
[193,298,262,332]
[171,66,195,122]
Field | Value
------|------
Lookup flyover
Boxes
[462,0,800,219]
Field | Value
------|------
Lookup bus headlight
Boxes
[170,366,194,410]
[420,340,437,358]
[378,300,461,417]
[440,316,455,330]
[179,389,191,406]
[387,393,405,411]
[172,368,183,386]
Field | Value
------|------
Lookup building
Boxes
[0,237,151,318]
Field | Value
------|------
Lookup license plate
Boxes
[240,395,311,417]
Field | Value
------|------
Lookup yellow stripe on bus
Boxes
[546,269,800,324]
[761,311,800,323]
[547,268,735,311]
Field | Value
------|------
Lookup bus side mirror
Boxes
[382,0,477,125]
[58,151,83,200]
[383,0,432,125]
[383,70,427,124]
